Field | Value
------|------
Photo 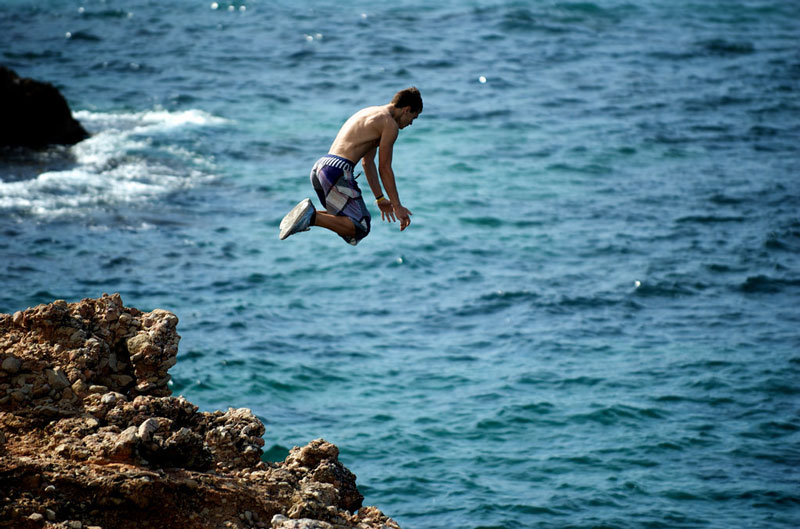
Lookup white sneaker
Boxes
[279,198,315,240]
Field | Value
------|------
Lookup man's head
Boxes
[391,87,422,129]
[391,87,423,113]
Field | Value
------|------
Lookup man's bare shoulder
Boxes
[351,105,394,127]
[330,104,397,161]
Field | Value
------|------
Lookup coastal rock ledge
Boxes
[0,294,400,529]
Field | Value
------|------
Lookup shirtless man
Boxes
[279,87,422,245]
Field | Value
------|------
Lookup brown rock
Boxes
[0,295,399,529]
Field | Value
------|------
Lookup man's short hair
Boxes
[391,87,423,113]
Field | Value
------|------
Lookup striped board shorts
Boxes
[309,154,371,245]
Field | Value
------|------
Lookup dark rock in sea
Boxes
[0,66,89,149]
[0,294,401,529]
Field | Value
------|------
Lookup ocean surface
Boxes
[2,1,799,527]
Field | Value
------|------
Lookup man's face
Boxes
[400,107,420,129]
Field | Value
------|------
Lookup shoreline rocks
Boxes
[0,294,400,529]
[0,66,89,149]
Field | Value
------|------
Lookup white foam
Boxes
[73,108,228,129]
[1,108,226,218]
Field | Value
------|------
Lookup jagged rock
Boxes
[0,66,89,149]
[0,295,400,529]
[284,440,363,513]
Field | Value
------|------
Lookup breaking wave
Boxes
[0,109,226,218]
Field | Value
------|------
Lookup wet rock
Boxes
[0,295,399,529]
[0,66,89,149]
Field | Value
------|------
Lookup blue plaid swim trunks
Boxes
[310,154,371,245]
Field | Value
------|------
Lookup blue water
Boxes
[2,1,800,527]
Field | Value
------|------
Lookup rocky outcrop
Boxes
[0,66,89,149]
[0,295,400,529]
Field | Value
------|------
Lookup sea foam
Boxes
[0,109,226,218]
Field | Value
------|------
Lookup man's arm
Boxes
[363,146,397,223]
[362,147,382,200]
[378,121,412,230]
[377,124,400,204]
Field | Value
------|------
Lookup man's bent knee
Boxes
[345,216,370,246]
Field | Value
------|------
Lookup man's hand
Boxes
[393,204,412,231]
[378,199,396,222]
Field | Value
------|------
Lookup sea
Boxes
[2,1,799,527]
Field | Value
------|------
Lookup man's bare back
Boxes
[329,105,398,164]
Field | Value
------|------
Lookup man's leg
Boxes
[313,211,355,239]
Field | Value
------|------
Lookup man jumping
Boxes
[279,87,422,245]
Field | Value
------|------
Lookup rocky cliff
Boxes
[0,295,400,529]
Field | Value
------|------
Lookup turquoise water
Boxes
[2,1,800,527]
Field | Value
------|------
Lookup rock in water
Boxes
[0,66,89,149]
[0,294,401,529]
